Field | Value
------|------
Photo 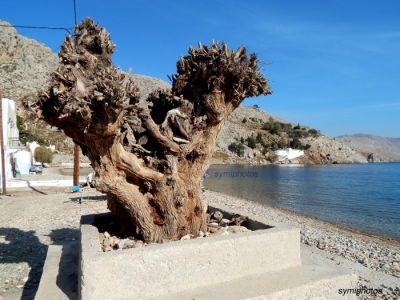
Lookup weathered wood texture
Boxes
[28,19,271,242]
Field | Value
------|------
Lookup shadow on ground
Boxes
[0,227,79,300]
[48,229,80,300]
[69,195,107,203]
[0,228,47,299]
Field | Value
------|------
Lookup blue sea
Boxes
[204,163,400,240]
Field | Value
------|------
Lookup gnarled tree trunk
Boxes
[29,19,271,242]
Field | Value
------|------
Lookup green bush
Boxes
[17,115,25,132]
[228,142,245,157]
[266,151,278,163]
[34,146,53,164]
[256,133,263,144]
[246,136,257,149]
[289,138,302,149]
[19,131,48,145]
[308,128,319,137]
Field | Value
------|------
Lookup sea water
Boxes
[204,163,400,240]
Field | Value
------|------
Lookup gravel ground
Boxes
[0,188,107,299]
[204,190,400,300]
[0,188,399,299]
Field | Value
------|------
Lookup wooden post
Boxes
[0,93,6,195]
[73,143,80,186]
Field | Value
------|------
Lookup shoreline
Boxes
[248,198,400,246]
[203,189,400,280]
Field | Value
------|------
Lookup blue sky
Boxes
[2,0,400,137]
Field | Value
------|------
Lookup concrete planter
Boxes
[79,203,301,300]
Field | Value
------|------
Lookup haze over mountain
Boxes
[336,134,400,162]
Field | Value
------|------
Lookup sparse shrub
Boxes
[262,121,281,135]
[240,137,245,144]
[17,115,25,131]
[288,129,305,138]
[289,138,302,149]
[242,118,247,123]
[266,151,278,163]
[256,132,263,144]
[270,142,279,151]
[277,140,287,149]
[228,142,245,157]
[246,136,257,149]
[17,115,49,145]
[19,131,49,145]
[34,146,53,164]
[308,128,319,137]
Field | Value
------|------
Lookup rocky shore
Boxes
[205,190,400,299]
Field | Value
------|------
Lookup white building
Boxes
[0,98,32,183]
[276,148,304,160]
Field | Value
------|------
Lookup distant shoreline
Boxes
[209,160,400,166]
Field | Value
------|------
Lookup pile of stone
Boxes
[100,210,251,252]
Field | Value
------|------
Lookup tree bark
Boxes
[28,19,271,242]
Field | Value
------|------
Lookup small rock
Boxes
[211,211,223,222]
[212,227,229,237]
[118,239,135,250]
[392,262,400,272]
[231,214,248,226]
[111,236,120,249]
[227,225,250,234]
[180,234,193,240]
[104,231,110,238]
[16,285,24,289]
[133,240,144,248]
[208,227,219,234]
[219,218,231,227]
[198,231,205,237]
[22,277,28,283]
[317,240,325,250]
[208,222,219,227]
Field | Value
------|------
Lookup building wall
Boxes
[276,148,304,160]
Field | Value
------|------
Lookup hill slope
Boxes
[336,134,400,162]
[0,20,58,104]
[214,106,367,165]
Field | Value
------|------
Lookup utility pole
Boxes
[0,91,6,195]
[73,143,80,187]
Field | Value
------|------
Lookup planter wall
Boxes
[79,203,300,300]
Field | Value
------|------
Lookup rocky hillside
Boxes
[213,106,367,165]
[0,20,58,104]
[0,21,367,165]
[336,134,400,162]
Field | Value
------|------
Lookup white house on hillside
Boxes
[276,148,304,160]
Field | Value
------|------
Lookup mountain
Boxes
[0,21,367,165]
[0,20,58,104]
[336,134,400,162]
